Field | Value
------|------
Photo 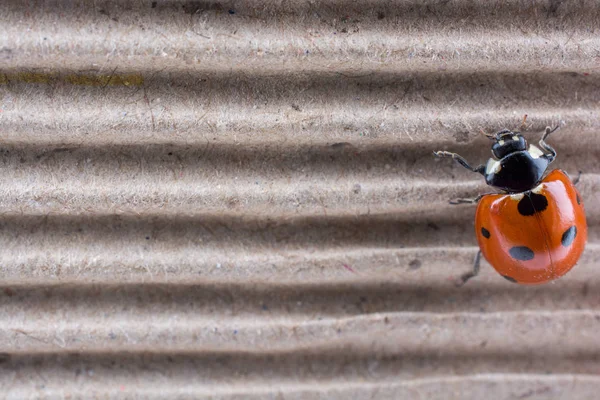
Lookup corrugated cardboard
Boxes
[1,0,599,398]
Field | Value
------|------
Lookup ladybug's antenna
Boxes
[482,115,529,140]
[519,114,528,131]
[491,129,514,140]
[480,128,496,140]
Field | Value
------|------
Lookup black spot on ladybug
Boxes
[561,226,577,247]
[502,275,517,283]
[481,227,491,239]
[509,246,535,261]
[577,193,581,205]
[517,193,548,216]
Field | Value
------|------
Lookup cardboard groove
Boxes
[2,0,600,397]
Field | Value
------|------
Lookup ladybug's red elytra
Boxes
[434,125,587,285]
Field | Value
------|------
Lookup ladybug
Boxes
[434,125,586,285]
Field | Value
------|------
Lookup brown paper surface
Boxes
[0,0,599,398]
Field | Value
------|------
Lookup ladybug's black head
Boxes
[489,129,527,159]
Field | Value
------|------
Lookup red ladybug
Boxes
[434,125,586,285]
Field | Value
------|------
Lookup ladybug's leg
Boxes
[433,151,485,175]
[449,194,484,205]
[572,170,582,185]
[538,125,560,163]
[455,250,482,287]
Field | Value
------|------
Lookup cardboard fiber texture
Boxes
[1,0,600,398]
